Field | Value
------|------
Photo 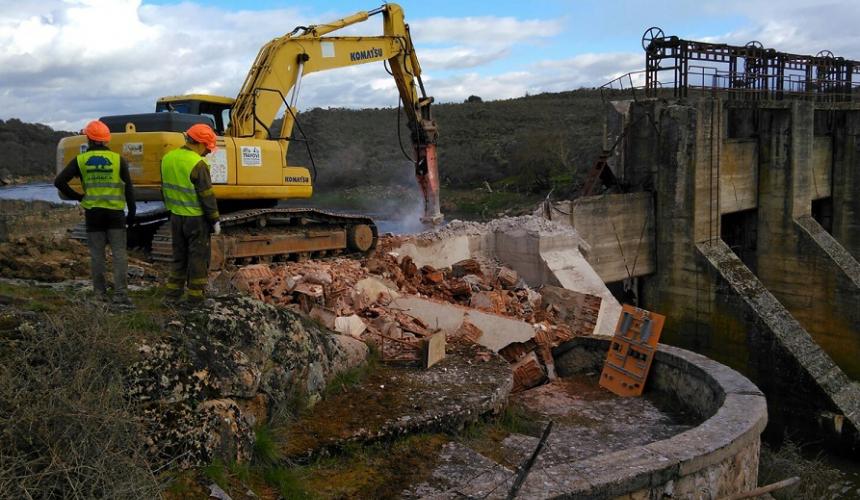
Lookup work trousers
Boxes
[166,214,210,299]
[87,228,128,298]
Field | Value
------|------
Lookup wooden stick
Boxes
[506,420,553,499]
[719,476,800,500]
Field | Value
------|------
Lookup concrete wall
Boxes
[812,136,833,200]
[528,336,767,499]
[833,111,860,260]
[699,240,859,453]
[754,103,860,380]
[720,140,758,213]
[547,192,655,282]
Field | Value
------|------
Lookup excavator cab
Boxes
[155,95,234,134]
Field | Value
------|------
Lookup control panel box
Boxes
[600,305,665,397]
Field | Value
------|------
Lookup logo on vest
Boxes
[84,156,113,172]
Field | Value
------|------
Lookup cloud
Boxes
[411,16,564,46]
[0,1,572,130]
[696,1,860,59]
[13,0,857,132]
[419,46,511,70]
[422,52,642,103]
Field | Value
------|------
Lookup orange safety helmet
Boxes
[83,120,111,143]
[186,123,218,153]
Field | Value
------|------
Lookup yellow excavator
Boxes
[56,3,441,268]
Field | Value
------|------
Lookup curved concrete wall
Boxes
[524,337,768,499]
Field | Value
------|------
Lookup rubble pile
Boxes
[418,215,588,246]
[227,236,602,392]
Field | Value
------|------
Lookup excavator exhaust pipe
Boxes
[416,143,443,225]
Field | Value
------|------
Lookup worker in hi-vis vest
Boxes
[160,123,221,305]
[54,119,136,305]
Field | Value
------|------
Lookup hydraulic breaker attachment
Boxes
[416,142,443,225]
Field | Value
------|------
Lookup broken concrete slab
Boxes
[395,216,621,337]
[395,234,484,269]
[280,342,512,459]
[334,314,367,338]
[422,332,446,368]
[540,248,621,336]
[354,276,400,305]
[389,296,535,353]
[403,442,515,499]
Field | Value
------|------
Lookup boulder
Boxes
[126,294,368,469]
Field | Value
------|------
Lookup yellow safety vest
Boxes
[77,150,125,211]
[161,148,204,216]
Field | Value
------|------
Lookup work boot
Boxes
[183,295,205,308]
[93,288,109,303]
[111,294,135,309]
[161,288,183,308]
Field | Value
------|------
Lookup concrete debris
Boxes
[334,314,367,338]
[208,483,233,500]
[510,352,546,393]
[354,276,400,304]
[452,258,483,277]
[496,266,519,288]
[309,306,336,329]
[228,236,603,392]
[419,215,584,241]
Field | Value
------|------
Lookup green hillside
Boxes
[5,88,608,215]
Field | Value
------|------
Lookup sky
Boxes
[0,0,858,131]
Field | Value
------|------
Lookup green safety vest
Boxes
[77,150,125,211]
[161,148,204,216]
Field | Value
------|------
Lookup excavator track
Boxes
[150,207,378,269]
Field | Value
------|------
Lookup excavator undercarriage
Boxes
[73,208,377,270]
[153,208,377,269]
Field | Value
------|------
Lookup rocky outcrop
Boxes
[126,294,367,469]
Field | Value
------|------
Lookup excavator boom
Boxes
[228,3,441,222]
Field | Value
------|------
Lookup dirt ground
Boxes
[0,199,159,282]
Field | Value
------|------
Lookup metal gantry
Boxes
[602,29,860,102]
[644,29,860,100]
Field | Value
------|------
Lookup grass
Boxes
[264,466,314,499]
[442,188,545,221]
[253,425,283,465]
[758,439,846,499]
[323,346,378,398]
[0,281,160,498]
[202,459,229,489]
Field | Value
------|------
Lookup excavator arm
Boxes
[228,3,442,223]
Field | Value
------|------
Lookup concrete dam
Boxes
[546,34,860,454]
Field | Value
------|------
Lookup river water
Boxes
[0,182,75,204]
[0,183,167,216]
[0,182,426,234]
